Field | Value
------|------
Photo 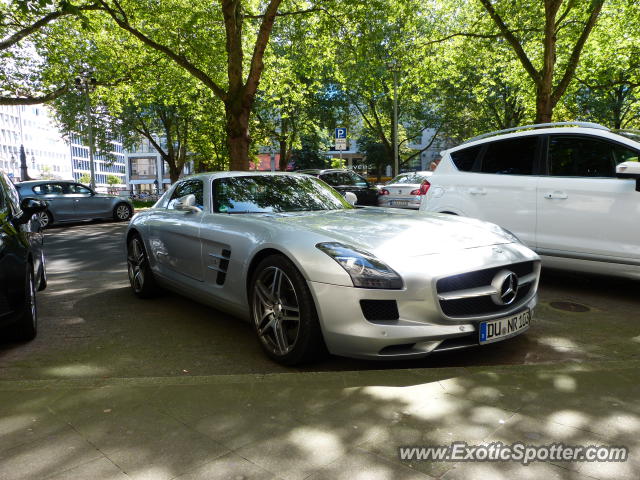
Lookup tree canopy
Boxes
[1,0,638,173]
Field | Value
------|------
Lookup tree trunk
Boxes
[535,87,554,123]
[279,140,288,171]
[225,99,251,171]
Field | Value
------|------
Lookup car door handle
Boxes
[469,187,487,195]
[543,192,568,200]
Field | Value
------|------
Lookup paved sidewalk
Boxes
[1,360,638,480]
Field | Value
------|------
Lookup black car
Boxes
[0,172,48,341]
[297,169,379,206]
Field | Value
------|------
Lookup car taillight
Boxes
[410,181,431,195]
[380,188,390,195]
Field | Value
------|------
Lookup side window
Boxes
[67,184,93,194]
[0,177,7,215]
[33,183,63,195]
[0,173,20,217]
[167,179,204,209]
[346,171,368,186]
[480,137,537,175]
[319,173,339,186]
[450,146,481,171]
[548,136,631,177]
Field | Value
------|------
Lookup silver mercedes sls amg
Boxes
[125,172,540,365]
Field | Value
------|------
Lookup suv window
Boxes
[168,179,204,209]
[549,136,639,177]
[480,136,537,175]
[450,146,481,171]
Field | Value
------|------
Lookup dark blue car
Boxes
[0,172,47,341]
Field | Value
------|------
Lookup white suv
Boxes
[420,122,640,278]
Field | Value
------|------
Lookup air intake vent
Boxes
[360,300,399,321]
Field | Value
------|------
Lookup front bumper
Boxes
[307,243,539,359]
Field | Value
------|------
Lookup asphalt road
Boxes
[1,221,638,380]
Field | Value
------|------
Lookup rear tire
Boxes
[11,265,37,341]
[127,235,161,298]
[249,254,326,365]
[114,203,133,221]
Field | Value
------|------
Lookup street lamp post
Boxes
[386,60,400,177]
[75,74,97,190]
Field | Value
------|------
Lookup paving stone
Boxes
[0,427,103,480]
[306,448,435,480]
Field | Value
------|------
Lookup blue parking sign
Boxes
[335,127,347,139]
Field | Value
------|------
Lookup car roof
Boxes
[446,126,640,155]
[295,169,355,175]
[16,179,76,186]
[179,171,326,182]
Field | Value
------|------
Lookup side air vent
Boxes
[208,249,231,285]
[360,300,399,322]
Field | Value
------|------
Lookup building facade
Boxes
[126,137,193,194]
[69,132,127,192]
[0,105,72,182]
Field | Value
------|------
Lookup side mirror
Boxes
[174,194,201,213]
[14,198,47,225]
[616,161,640,192]
[344,191,358,206]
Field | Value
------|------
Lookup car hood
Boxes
[259,208,515,257]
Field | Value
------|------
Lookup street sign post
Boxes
[335,127,347,166]
[335,127,347,139]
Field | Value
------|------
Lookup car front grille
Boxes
[436,261,538,318]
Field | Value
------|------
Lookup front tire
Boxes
[249,255,325,365]
[114,203,133,221]
[34,210,53,229]
[11,265,37,341]
[127,235,161,298]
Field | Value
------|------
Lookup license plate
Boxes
[479,310,530,344]
[391,200,409,206]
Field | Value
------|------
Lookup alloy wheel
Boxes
[116,204,131,220]
[35,211,49,228]
[252,266,301,356]
[127,238,146,292]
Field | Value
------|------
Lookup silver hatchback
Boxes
[15,180,133,228]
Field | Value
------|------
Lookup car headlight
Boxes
[316,242,403,289]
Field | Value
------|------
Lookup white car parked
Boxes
[378,171,432,209]
[420,122,640,279]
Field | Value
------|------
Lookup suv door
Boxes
[460,136,540,246]
[537,135,640,261]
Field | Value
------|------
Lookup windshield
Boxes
[213,175,353,214]
[388,173,429,184]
